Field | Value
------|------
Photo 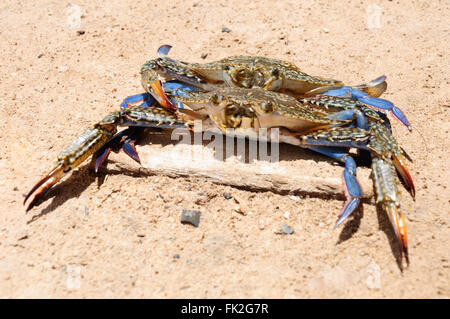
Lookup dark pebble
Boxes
[181,209,201,227]
[13,186,18,191]
[221,27,231,33]
[37,53,44,59]
[173,254,180,259]
[223,192,232,200]
[76,30,85,35]
[281,224,294,235]
[201,53,208,59]
[137,234,146,238]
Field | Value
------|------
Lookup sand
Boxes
[0,0,449,298]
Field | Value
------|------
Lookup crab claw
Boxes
[148,79,177,111]
[393,154,415,198]
[385,202,409,267]
[24,163,66,212]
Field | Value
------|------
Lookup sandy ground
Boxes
[0,0,449,298]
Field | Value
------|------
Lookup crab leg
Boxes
[25,106,187,211]
[307,146,363,226]
[24,112,121,211]
[316,86,411,131]
[290,125,411,266]
[95,93,160,170]
[372,157,409,267]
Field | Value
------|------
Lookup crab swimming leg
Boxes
[24,106,187,211]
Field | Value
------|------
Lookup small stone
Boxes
[181,209,201,227]
[221,27,231,33]
[137,234,145,238]
[223,192,232,200]
[173,254,180,259]
[37,53,44,58]
[280,224,294,235]
[289,195,300,202]
[201,53,208,59]
[76,30,85,35]
[13,186,18,191]
[283,212,290,219]
[258,220,265,230]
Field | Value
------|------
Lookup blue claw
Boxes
[94,147,112,172]
[122,138,141,164]
[94,127,145,171]
[120,93,156,110]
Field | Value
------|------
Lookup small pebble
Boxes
[221,27,231,33]
[258,220,265,230]
[289,195,300,202]
[200,53,208,59]
[223,192,232,200]
[280,224,294,235]
[173,254,180,259]
[13,186,18,191]
[37,53,44,59]
[76,30,85,35]
[137,234,146,238]
[181,209,201,227]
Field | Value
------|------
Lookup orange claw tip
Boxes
[23,165,65,210]
[393,155,415,198]
[149,80,177,111]
[386,205,409,269]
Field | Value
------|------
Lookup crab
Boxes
[24,48,415,269]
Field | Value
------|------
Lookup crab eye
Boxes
[210,93,222,105]
[260,101,273,112]
[270,68,279,77]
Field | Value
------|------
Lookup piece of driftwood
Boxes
[108,141,374,200]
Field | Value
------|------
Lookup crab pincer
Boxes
[24,114,120,211]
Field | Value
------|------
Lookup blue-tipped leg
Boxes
[95,93,159,171]
[157,44,172,56]
[302,146,363,227]
[94,127,145,172]
[321,86,412,131]
[336,157,362,227]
